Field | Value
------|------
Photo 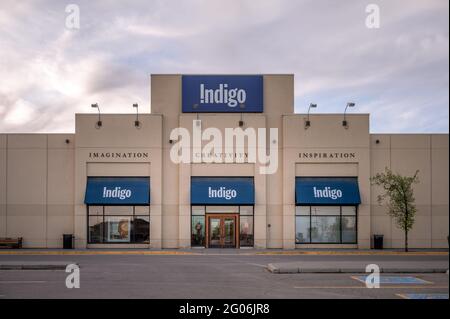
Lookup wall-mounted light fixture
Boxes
[305,103,317,129]
[239,113,244,127]
[343,102,355,129]
[194,113,201,128]
[91,103,102,128]
[133,103,141,128]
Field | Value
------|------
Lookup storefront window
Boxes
[342,216,357,243]
[89,215,103,243]
[342,206,356,215]
[311,206,339,215]
[295,216,310,243]
[240,206,254,216]
[89,206,103,215]
[295,206,357,244]
[239,216,254,247]
[295,206,309,216]
[191,215,205,246]
[105,206,133,215]
[205,206,239,214]
[311,216,340,243]
[105,216,132,242]
[87,206,150,244]
[135,206,150,215]
[192,206,205,215]
[133,216,150,243]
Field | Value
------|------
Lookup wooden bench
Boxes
[0,237,23,249]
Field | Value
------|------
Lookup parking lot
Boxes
[0,253,448,299]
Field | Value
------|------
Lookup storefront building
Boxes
[0,74,448,249]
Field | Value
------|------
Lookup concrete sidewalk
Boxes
[267,260,450,274]
[0,248,448,256]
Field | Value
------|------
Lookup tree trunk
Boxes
[405,230,408,252]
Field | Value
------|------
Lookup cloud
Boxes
[0,0,448,133]
[2,99,37,126]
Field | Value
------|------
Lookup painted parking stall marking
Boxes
[352,276,433,285]
[294,286,449,289]
[397,293,449,299]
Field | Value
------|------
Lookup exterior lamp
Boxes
[239,113,244,127]
[343,102,355,128]
[91,103,102,128]
[305,103,317,129]
[194,113,201,128]
[133,103,141,128]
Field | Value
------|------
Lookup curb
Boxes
[267,263,449,274]
[0,250,449,256]
[257,251,449,256]
[0,262,78,270]
[0,250,447,256]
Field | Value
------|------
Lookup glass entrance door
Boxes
[207,215,238,248]
[209,217,221,247]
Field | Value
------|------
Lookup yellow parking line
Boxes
[0,250,447,256]
[0,251,199,256]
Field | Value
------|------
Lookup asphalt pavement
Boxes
[0,253,448,299]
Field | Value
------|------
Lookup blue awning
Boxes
[191,177,254,205]
[296,177,361,205]
[84,177,150,205]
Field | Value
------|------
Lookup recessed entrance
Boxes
[206,214,239,248]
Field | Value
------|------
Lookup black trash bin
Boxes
[373,234,384,250]
[63,234,74,249]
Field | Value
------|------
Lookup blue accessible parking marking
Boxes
[353,276,432,285]
[397,293,449,299]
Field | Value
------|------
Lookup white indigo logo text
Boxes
[208,187,237,200]
[200,84,246,107]
[103,187,132,200]
[313,187,343,200]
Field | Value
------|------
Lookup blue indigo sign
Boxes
[84,177,150,205]
[191,177,254,205]
[182,75,263,113]
[296,177,361,205]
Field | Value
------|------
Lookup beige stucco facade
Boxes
[283,114,372,249]
[0,134,74,248]
[0,74,448,249]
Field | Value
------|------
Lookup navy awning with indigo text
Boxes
[84,177,150,205]
[191,177,254,205]
[295,177,361,205]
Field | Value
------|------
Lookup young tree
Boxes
[371,168,419,252]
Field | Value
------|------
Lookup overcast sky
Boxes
[0,0,448,133]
